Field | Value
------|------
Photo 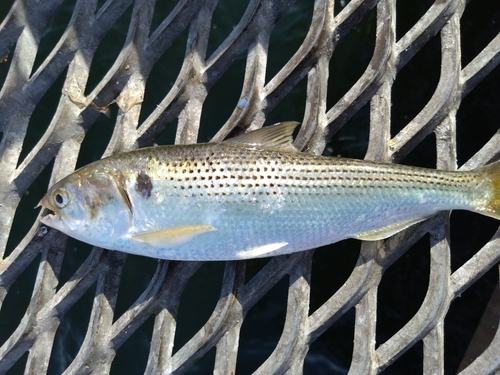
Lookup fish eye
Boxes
[54,189,69,208]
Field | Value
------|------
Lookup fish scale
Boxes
[39,122,500,261]
[96,143,473,259]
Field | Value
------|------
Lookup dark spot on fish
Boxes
[136,172,153,199]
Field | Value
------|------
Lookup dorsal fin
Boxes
[224,121,300,152]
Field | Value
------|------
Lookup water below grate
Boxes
[0,0,499,374]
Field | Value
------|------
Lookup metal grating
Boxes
[0,0,500,373]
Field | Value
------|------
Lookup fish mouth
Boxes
[36,198,59,226]
[39,210,57,225]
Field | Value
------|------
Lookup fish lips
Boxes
[39,209,65,233]
[37,196,62,229]
[39,212,58,227]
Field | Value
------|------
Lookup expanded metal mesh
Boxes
[0,0,499,373]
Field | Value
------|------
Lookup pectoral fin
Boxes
[131,225,215,247]
[354,218,426,241]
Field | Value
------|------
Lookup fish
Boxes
[38,122,500,261]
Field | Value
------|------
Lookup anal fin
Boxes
[354,218,426,241]
[131,225,215,247]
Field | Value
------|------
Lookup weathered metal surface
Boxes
[0,0,499,373]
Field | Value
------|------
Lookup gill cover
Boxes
[40,169,133,245]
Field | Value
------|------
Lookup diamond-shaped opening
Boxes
[264,74,307,127]
[173,262,225,353]
[305,307,355,374]
[111,314,155,374]
[0,42,14,89]
[75,104,116,168]
[236,275,289,373]
[200,54,246,141]
[18,68,66,167]
[206,0,250,59]
[326,6,376,111]
[113,254,160,321]
[456,65,500,166]
[47,282,97,373]
[138,28,189,133]
[5,159,53,258]
[0,253,41,346]
[460,0,500,67]
[395,0,435,42]
[266,1,314,83]
[385,340,424,374]
[327,102,370,159]
[376,235,431,346]
[55,237,95,290]
[450,211,499,273]
[30,1,75,76]
[309,240,360,313]
[148,1,179,39]
[445,267,498,374]
[390,35,441,140]
[84,4,133,95]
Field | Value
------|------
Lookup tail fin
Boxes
[476,160,500,220]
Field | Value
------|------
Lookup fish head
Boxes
[39,168,133,247]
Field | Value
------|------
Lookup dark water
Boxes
[1,0,499,374]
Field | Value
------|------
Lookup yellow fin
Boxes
[476,160,500,220]
[354,218,426,241]
[131,225,215,247]
[225,121,300,152]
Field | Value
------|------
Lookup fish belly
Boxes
[113,186,458,260]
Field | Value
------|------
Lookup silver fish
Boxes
[39,122,500,260]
